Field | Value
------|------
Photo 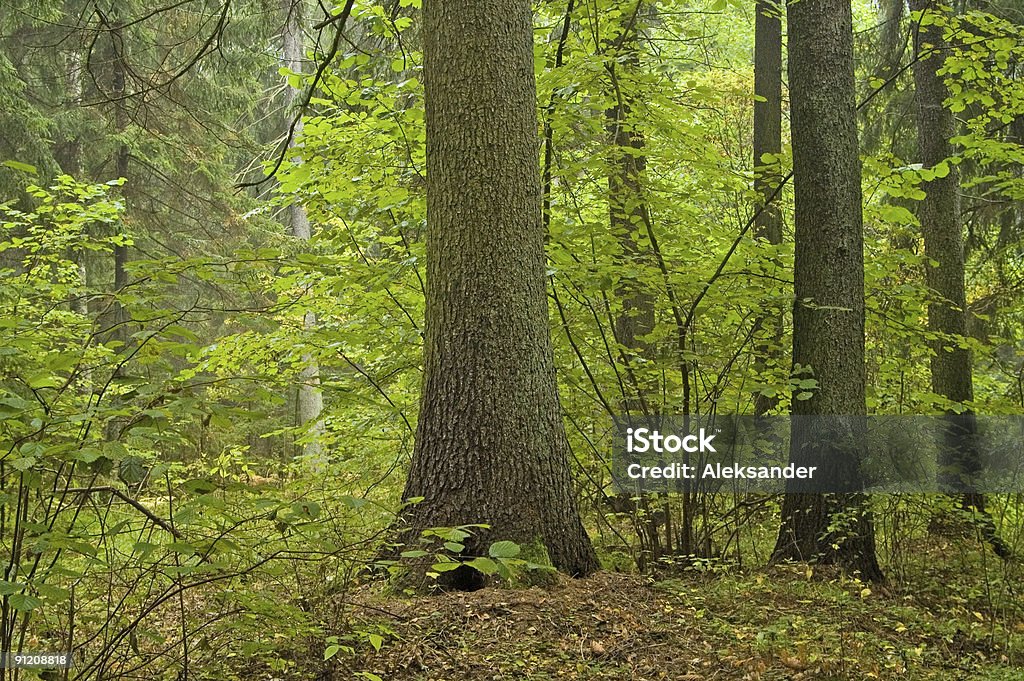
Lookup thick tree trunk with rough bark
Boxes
[282,0,324,463]
[771,0,883,581]
[398,0,599,587]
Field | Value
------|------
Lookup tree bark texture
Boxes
[399,0,599,583]
[911,2,1008,557]
[910,0,975,474]
[771,0,883,581]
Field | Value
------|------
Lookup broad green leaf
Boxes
[466,557,499,575]
[488,541,521,559]
[2,160,37,174]
[0,580,25,596]
[9,593,42,612]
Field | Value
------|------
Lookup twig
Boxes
[60,487,182,538]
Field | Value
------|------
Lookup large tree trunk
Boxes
[399,0,599,587]
[910,0,1009,557]
[771,0,883,581]
[752,0,784,418]
[281,0,324,463]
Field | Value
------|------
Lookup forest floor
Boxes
[333,558,1023,681]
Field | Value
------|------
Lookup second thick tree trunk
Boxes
[771,0,882,581]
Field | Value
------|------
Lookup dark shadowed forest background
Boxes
[2,0,1024,679]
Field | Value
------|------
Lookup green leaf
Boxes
[0,580,25,596]
[2,160,38,174]
[166,541,197,556]
[74,447,102,463]
[183,479,217,494]
[12,457,36,471]
[36,583,70,602]
[119,456,149,484]
[355,673,384,681]
[9,593,42,612]
[438,527,471,541]
[488,541,521,559]
[338,495,368,510]
[26,373,60,389]
[466,557,499,575]
[290,500,321,519]
[324,644,340,660]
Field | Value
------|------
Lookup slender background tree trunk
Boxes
[111,16,129,343]
[605,1,673,561]
[752,0,784,418]
[607,2,656,393]
[62,47,90,320]
[282,0,325,463]
[911,0,1009,557]
[753,0,783,249]
[911,0,972,421]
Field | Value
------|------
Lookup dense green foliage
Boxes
[2,0,1024,678]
